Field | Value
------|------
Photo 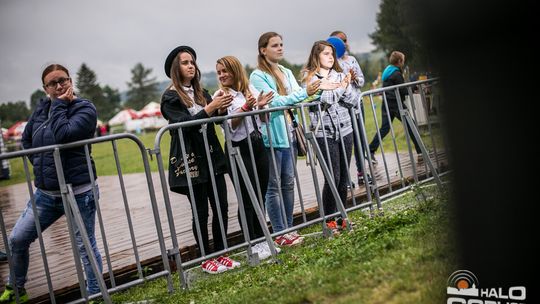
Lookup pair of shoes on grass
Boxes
[274,232,304,247]
[201,256,240,274]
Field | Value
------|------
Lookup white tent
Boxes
[108,109,140,126]
[138,101,162,118]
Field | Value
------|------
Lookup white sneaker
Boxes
[256,242,280,260]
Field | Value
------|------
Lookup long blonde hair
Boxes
[301,40,343,85]
[257,32,286,95]
[169,51,206,107]
[216,56,251,97]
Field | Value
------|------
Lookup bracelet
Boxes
[242,103,251,112]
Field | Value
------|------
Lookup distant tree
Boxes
[101,85,121,120]
[30,89,47,110]
[370,0,429,71]
[75,63,110,119]
[125,63,159,110]
[0,101,31,127]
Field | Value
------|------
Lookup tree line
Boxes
[1,62,160,128]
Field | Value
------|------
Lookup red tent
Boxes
[6,121,27,140]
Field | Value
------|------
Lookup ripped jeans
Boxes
[8,187,102,294]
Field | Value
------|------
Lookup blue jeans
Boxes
[8,188,102,294]
[265,146,296,233]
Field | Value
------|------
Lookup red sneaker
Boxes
[216,256,241,269]
[326,220,340,234]
[274,233,303,247]
[201,259,227,274]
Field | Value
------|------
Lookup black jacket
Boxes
[161,89,227,194]
[22,97,97,190]
[383,69,409,111]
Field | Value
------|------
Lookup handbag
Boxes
[287,110,307,157]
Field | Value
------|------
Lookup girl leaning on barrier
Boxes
[1,64,102,303]
[214,56,277,259]
[328,31,374,184]
[302,40,357,235]
[249,32,325,247]
[161,46,240,274]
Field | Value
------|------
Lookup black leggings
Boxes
[228,132,269,241]
[316,133,353,219]
[187,174,228,254]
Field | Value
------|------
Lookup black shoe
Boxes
[358,173,373,185]
[367,152,378,165]
[0,251,7,262]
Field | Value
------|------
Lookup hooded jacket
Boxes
[382,65,409,110]
[22,97,97,190]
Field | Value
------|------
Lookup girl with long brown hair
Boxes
[161,46,239,274]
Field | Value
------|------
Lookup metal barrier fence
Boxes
[151,78,446,290]
[0,133,172,303]
[0,78,446,302]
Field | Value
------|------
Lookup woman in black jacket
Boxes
[1,64,101,303]
[161,46,239,274]
[368,51,423,162]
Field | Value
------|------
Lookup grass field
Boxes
[0,96,443,187]
[110,184,455,303]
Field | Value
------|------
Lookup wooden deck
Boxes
[0,151,447,300]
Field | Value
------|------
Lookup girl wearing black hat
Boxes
[161,46,239,274]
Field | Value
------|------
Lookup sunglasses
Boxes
[44,77,70,89]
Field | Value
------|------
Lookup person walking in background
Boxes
[161,46,240,274]
[302,40,356,234]
[249,32,323,247]
[329,31,373,184]
[0,64,102,303]
[214,55,277,259]
[368,51,423,162]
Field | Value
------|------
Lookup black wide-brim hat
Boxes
[164,45,197,78]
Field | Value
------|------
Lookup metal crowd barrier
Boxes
[0,133,173,303]
[1,78,448,301]
[151,77,447,290]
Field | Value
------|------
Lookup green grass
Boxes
[111,185,456,303]
[0,98,442,187]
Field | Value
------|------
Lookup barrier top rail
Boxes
[153,78,438,152]
[0,133,147,161]
[358,78,439,97]
[153,101,320,151]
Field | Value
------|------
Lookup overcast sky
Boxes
[0,0,380,104]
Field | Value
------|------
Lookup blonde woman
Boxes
[214,56,276,259]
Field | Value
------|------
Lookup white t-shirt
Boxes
[213,85,262,142]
